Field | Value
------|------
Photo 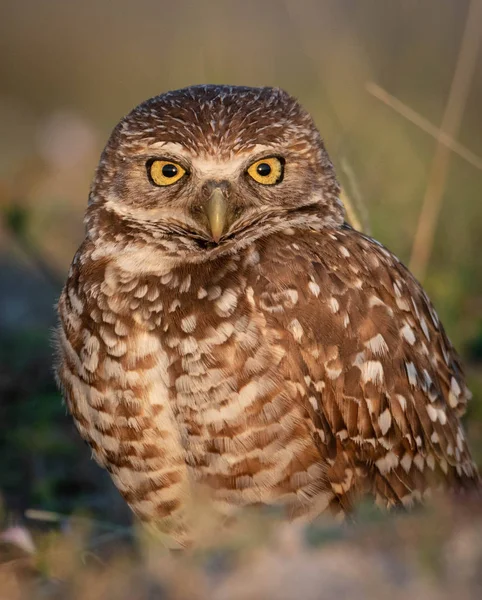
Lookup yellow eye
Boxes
[148,160,186,186]
[247,157,284,185]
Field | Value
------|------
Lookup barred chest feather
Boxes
[57,227,479,544]
[57,231,336,542]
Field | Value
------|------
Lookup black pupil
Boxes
[256,163,272,177]
[162,163,178,178]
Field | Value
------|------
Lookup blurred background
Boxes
[0,0,481,531]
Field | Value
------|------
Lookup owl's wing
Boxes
[252,225,478,510]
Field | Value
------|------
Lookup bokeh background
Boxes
[0,0,482,595]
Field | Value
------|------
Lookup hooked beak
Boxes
[206,187,228,243]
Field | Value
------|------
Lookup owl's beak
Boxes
[206,187,228,243]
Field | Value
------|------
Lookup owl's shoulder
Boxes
[254,225,470,415]
[251,226,478,489]
[254,225,404,304]
[258,224,406,283]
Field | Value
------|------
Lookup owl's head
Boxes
[87,85,343,257]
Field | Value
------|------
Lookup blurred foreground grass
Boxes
[1,495,482,600]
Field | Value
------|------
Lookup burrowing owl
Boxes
[56,85,479,544]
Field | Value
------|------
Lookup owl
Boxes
[56,85,479,545]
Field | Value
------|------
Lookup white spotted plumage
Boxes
[56,84,479,546]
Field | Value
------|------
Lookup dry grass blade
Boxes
[409,0,482,281]
[25,509,132,534]
[340,189,364,233]
[365,82,482,172]
[340,159,371,234]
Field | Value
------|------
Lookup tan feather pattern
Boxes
[57,225,478,543]
[251,225,478,510]
[55,85,479,546]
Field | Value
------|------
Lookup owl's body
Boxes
[57,85,478,544]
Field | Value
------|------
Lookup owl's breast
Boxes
[143,247,327,517]
[58,240,331,539]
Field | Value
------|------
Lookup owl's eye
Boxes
[247,157,284,185]
[148,159,186,186]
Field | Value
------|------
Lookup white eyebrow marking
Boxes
[191,156,247,178]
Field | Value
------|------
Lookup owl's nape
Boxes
[57,85,479,546]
